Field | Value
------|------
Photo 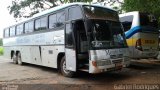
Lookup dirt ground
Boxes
[0,56,160,90]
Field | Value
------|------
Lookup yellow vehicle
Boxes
[119,11,159,59]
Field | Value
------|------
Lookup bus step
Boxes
[79,64,89,69]
[79,68,89,72]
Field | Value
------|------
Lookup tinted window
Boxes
[56,11,65,28]
[83,5,119,21]
[35,16,47,31]
[120,15,133,31]
[25,21,34,33]
[69,6,82,20]
[16,24,23,35]
[49,14,56,29]
[140,13,158,28]
[4,29,9,37]
[65,24,73,47]
[10,27,16,36]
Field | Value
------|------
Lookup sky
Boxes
[0,0,16,38]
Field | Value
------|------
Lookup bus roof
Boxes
[5,2,116,29]
[119,11,139,17]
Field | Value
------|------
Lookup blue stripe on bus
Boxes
[125,26,141,39]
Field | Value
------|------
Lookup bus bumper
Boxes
[88,60,127,74]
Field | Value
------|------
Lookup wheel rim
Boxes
[12,54,17,64]
[62,60,70,74]
[17,53,22,65]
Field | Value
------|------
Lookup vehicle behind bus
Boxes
[119,11,159,59]
[3,3,130,77]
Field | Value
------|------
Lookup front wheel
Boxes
[60,57,75,77]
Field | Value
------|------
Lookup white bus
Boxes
[3,3,130,77]
[119,11,159,59]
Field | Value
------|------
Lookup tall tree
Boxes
[8,0,92,19]
[8,0,123,19]
[122,0,160,23]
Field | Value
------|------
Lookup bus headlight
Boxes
[96,60,111,66]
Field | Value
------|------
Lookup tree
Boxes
[8,0,123,19]
[122,0,160,23]
[8,0,60,19]
[0,39,3,46]
[8,0,92,19]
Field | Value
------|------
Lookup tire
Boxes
[17,52,23,65]
[12,54,18,64]
[60,56,75,77]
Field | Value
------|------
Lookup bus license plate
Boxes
[115,63,122,69]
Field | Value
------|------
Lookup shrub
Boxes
[0,47,4,55]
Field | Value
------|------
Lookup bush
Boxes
[0,47,4,55]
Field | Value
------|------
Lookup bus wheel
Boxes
[60,57,75,77]
[12,54,18,64]
[17,53,23,65]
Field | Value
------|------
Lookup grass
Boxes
[0,46,3,55]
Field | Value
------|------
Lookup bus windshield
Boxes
[88,20,127,49]
[83,5,119,21]
[83,6,127,49]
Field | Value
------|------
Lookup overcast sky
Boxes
[0,0,16,38]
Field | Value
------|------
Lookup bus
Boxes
[119,11,159,59]
[3,3,130,77]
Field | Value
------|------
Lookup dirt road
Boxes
[0,56,160,90]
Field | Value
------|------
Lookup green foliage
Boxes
[0,47,3,55]
[0,39,3,46]
[8,0,93,19]
[122,0,160,24]
[8,0,55,18]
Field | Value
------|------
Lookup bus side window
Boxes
[49,14,57,29]
[68,6,82,20]
[4,28,9,37]
[120,15,133,31]
[10,27,16,37]
[16,24,24,35]
[56,11,65,28]
[35,16,47,31]
[65,23,74,48]
[25,21,34,33]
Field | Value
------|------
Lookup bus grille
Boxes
[112,59,123,64]
[110,54,123,59]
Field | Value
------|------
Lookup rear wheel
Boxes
[60,56,75,77]
[17,52,23,65]
[12,53,18,64]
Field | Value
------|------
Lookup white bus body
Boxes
[119,11,159,59]
[3,3,130,77]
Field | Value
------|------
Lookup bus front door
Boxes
[65,23,77,71]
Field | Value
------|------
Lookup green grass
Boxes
[0,46,4,55]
